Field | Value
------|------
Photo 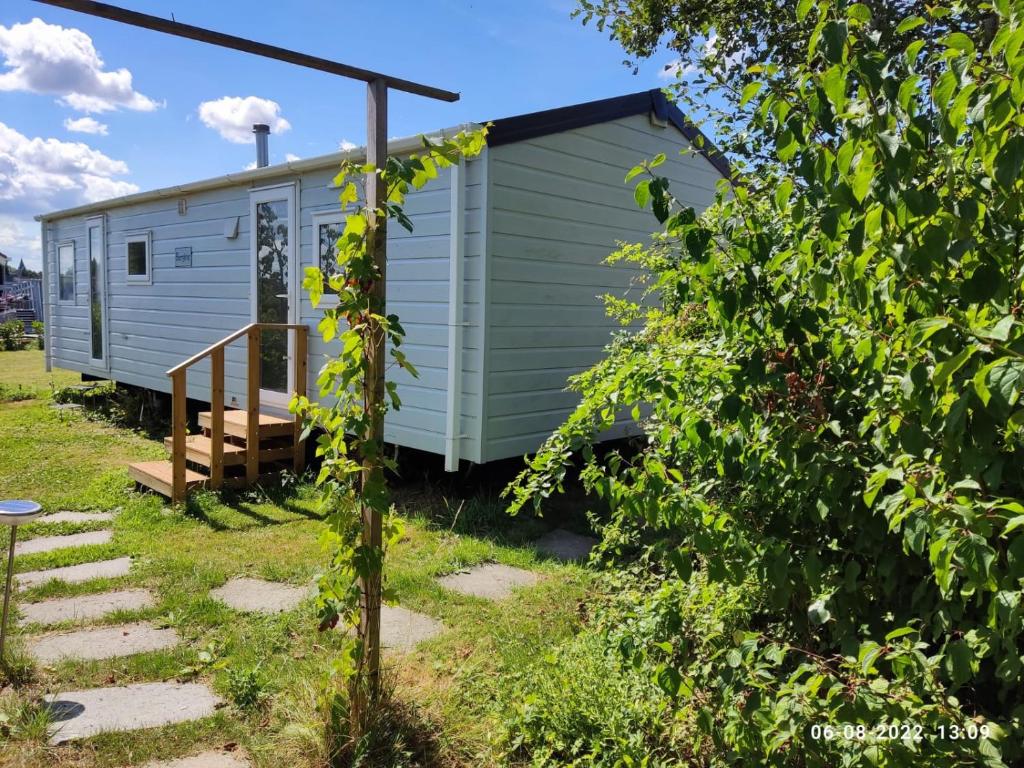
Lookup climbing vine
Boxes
[291,127,487,723]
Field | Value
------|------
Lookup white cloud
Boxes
[198,96,291,144]
[0,18,160,113]
[64,116,108,135]
[285,152,300,162]
[243,160,257,171]
[0,122,138,270]
[339,139,357,152]
[659,59,697,80]
[0,215,40,269]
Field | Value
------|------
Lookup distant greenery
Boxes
[510,1,1024,765]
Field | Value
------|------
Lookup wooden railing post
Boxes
[293,325,308,475]
[210,346,225,490]
[246,326,261,484]
[171,369,186,503]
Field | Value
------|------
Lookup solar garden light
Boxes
[0,500,43,667]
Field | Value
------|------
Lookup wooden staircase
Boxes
[128,323,308,502]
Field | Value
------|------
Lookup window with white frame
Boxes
[312,211,344,297]
[126,232,152,283]
[57,242,75,303]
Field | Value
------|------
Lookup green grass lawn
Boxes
[0,350,594,768]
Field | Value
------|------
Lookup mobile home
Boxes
[37,89,727,498]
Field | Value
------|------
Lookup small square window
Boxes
[57,242,75,303]
[126,232,152,284]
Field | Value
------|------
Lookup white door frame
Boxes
[249,182,298,409]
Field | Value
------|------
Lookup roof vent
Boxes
[253,123,270,168]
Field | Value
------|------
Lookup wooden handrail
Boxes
[166,322,309,376]
[166,322,309,502]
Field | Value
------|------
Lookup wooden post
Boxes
[210,346,225,490]
[353,77,388,724]
[246,326,261,484]
[171,370,186,502]
[293,326,307,475]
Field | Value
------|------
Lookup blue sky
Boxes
[0,0,680,270]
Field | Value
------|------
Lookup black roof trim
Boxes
[486,89,732,179]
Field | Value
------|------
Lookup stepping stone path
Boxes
[378,605,444,651]
[210,577,310,614]
[45,682,221,744]
[437,562,540,600]
[341,605,445,652]
[18,588,155,626]
[35,510,115,525]
[17,556,132,591]
[9,509,222,749]
[145,752,250,768]
[15,529,113,556]
[28,621,178,664]
[535,528,598,562]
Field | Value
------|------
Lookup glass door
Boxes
[249,184,296,408]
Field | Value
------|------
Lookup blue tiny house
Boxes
[37,90,726,496]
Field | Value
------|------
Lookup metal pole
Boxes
[0,526,16,664]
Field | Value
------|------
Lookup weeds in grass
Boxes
[0,689,53,743]
[0,637,36,689]
[318,672,444,768]
[226,662,272,712]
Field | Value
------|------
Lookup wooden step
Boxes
[198,410,294,440]
[162,434,246,467]
[161,435,293,466]
[128,460,206,498]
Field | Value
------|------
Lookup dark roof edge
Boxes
[486,89,732,179]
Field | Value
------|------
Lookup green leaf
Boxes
[822,65,847,113]
[808,599,832,625]
[995,135,1024,190]
[895,16,925,34]
[634,179,651,209]
[740,81,763,106]
[796,0,814,22]
[932,346,976,389]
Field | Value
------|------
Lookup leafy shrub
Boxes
[508,2,1024,765]
[225,662,271,711]
[0,320,25,351]
[31,321,43,350]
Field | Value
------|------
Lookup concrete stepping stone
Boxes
[18,588,155,626]
[45,682,221,744]
[37,511,115,525]
[15,529,113,556]
[144,750,250,767]
[379,605,444,651]
[28,621,179,664]
[17,556,132,591]
[534,528,598,562]
[210,577,309,614]
[437,562,539,600]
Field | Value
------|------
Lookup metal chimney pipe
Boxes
[253,123,270,168]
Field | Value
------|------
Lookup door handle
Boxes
[275,293,288,299]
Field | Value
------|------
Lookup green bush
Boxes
[500,623,688,767]
[0,320,25,351]
[508,2,1024,765]
[31,321,43,350]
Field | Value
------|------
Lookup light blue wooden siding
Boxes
[298,159,483,458]
[481,113,721,461]
[45,158,483,460]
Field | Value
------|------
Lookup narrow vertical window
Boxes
[57,243,75,303]
[88,221,105,362]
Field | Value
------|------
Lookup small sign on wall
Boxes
[175,247,192,268]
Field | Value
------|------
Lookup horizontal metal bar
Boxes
[32,0,460,102]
